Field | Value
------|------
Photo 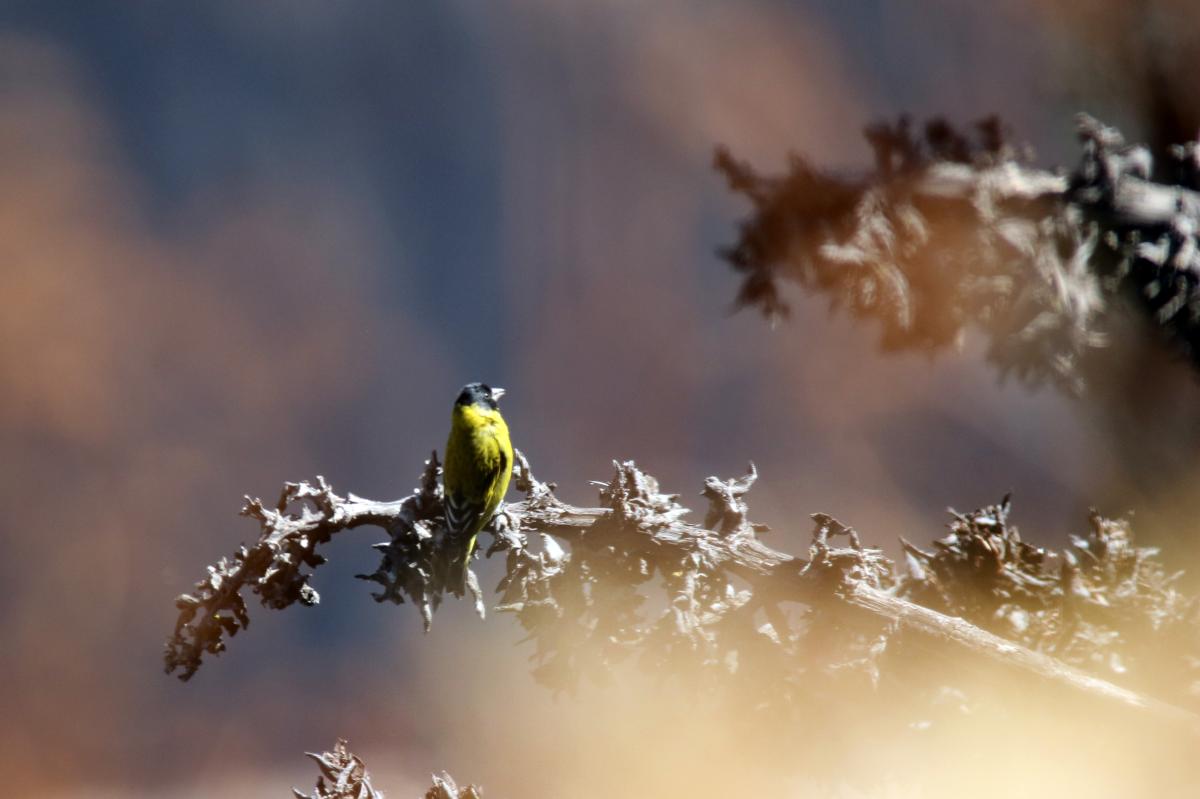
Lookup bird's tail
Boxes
[445,533,477,595]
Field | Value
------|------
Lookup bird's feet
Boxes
[488,503,526,553]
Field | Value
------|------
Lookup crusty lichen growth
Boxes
[717,114,1200,394]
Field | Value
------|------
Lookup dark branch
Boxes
[716,114,1200,394]
[166,452,1200,736]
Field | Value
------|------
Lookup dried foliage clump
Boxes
[293,739,481,799]
[716,115,1200,394]
[293,739,385,799]
[898,496,1200,700]
[166,452,1200,734]
[422,773,482,799]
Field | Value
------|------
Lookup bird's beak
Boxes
[490,387,506,402]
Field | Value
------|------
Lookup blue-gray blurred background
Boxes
[1,1,1197,795]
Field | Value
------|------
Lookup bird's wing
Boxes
[444,490,486,540]
[483,445,510,517]
[445,452,507,540]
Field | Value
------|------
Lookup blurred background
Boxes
[1,1,1197,796]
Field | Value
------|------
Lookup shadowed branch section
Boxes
[292,739,481,799]
[166,452,1200,735]
[716,114,1200,394]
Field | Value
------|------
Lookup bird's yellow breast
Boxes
[455,403,506,433]
[445,402,512,496]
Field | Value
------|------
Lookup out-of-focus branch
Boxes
[423,773,483,799]
[166,452,1200,736]
[841,578,1199,731]
[292,739,481,799]
[292,739,384,799]
[716,114,1200,394]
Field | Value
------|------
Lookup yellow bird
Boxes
[442,382,513,591]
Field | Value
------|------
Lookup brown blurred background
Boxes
[0,1,1197,796]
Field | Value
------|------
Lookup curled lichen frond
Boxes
[292,739,384,799]
[425,772,484,799]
